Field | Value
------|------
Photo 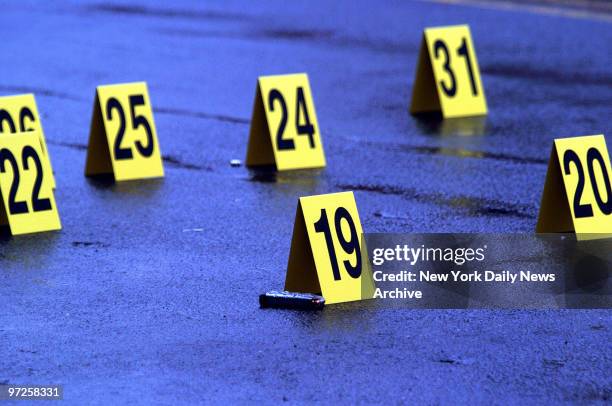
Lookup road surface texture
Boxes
[0,0,610,404]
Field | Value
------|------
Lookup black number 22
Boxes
[0,146,51,215]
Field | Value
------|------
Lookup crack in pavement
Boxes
[0,85,84,102]
[154,107,249,125]
[338,182,536,219]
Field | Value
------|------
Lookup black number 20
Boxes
[0,146,51,215]
[268,87,315,151]
[314,207,362,281]
[563,148,612,218]
[433,37,478,97]
[107,95,155,161]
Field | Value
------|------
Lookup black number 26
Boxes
[0,146,51,215]
[268,87,315,151]
[433,37,478,97]
[563,148,612,218]
[314,207,362,281]
[106,95,154,161]
[0,107,37,134]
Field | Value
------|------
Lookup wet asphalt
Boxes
[0,0,611,404]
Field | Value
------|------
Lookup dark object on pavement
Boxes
[259,290,325,310]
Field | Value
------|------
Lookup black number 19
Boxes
[313,207,362,281]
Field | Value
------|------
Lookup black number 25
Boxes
[563,148,612,218]
[268,87,315,151]
[106,95,154,160]
[433,37,478,97]
[314,207,362,281]
[0,146,51,215]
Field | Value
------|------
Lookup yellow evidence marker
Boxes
[85,82,164,181]
[410,25,487,118]
[284,191,375,304]
[537,135,612,239]
[0,94,56,188]
[0,131,61,235]
[246,73,326,171]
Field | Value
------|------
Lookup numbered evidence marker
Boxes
[284,191,375,304]
[537,135,612,239]
[0,94,56,188]
[410,25,487,118]
[85,82,164,181]
[0,131,61,235]
[246,73,326,170]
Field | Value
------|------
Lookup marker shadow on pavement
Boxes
[247,167,324,189]
[86,175,165,198]
[412,112,488,137]
[0,229,60,266]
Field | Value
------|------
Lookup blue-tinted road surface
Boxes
[0,0,611,404]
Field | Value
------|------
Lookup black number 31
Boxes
[433,37,478,97]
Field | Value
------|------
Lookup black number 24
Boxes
[563,148,612,218]
[268,87,315,151]
[0,146,51,215]
[314,207,362,281]
[106,95,155,161]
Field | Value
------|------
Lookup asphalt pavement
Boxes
[0,0,610,404]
